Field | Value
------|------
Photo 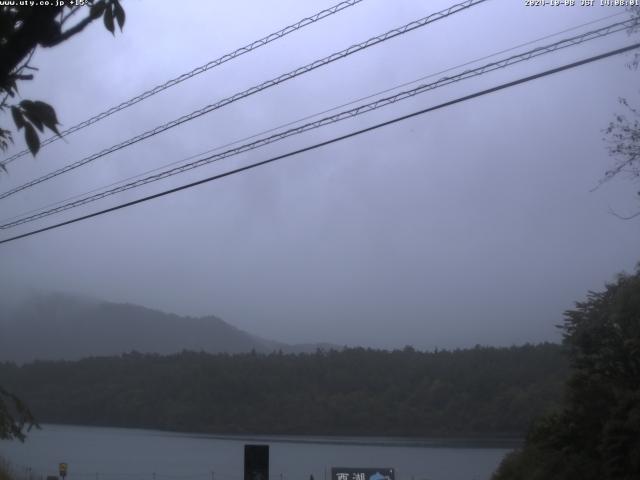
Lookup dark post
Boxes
[244,444,269,480]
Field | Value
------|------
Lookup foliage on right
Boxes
[493,266,640,480]
[600,6,640,219]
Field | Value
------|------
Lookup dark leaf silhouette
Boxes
[20,100,44,132]
[24,123,40,156]
[114,0,125,30]
[90,1,106,19]
[10,106,24,130]
[103,6,115,34]
[30,101,61,135]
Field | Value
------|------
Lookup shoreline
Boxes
[25,423,523,449]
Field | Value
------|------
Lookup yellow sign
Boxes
[59,463,68,477]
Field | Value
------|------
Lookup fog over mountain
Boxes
[0,293,334,363]
[1,1,639,352]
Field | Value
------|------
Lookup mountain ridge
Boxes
[0,292,336,363]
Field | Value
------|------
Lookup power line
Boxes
[2,9,626,227]
[1,17,633,228]
[0,0,488,201]
[1,10,626,227]
[0,0,365,167]
[2,16,635,230]
[1,42,637,246]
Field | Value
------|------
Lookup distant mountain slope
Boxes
[0,293,324,362]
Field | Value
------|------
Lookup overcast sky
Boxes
[0,0,639,350]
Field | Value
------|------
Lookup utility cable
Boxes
[0,0,365,167]
[0,0,488,201]
[0,9,626,226]
[1,17,635,230]
[1,42,637,246]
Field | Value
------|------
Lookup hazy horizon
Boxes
[0,280,623,352]
[1,0,639,351]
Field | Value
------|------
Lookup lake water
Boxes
[0,425,517,480]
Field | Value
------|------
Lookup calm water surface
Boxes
[0,425,517,480]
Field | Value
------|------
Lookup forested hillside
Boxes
[0,293,331,363]
[0,344,567,437]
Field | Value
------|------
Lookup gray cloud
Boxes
[1,0,639,350]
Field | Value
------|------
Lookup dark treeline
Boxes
[0,344,566,437]
[493,268,640,480]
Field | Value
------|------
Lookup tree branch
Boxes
[47,13,96,46]
[60,5,82,26]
